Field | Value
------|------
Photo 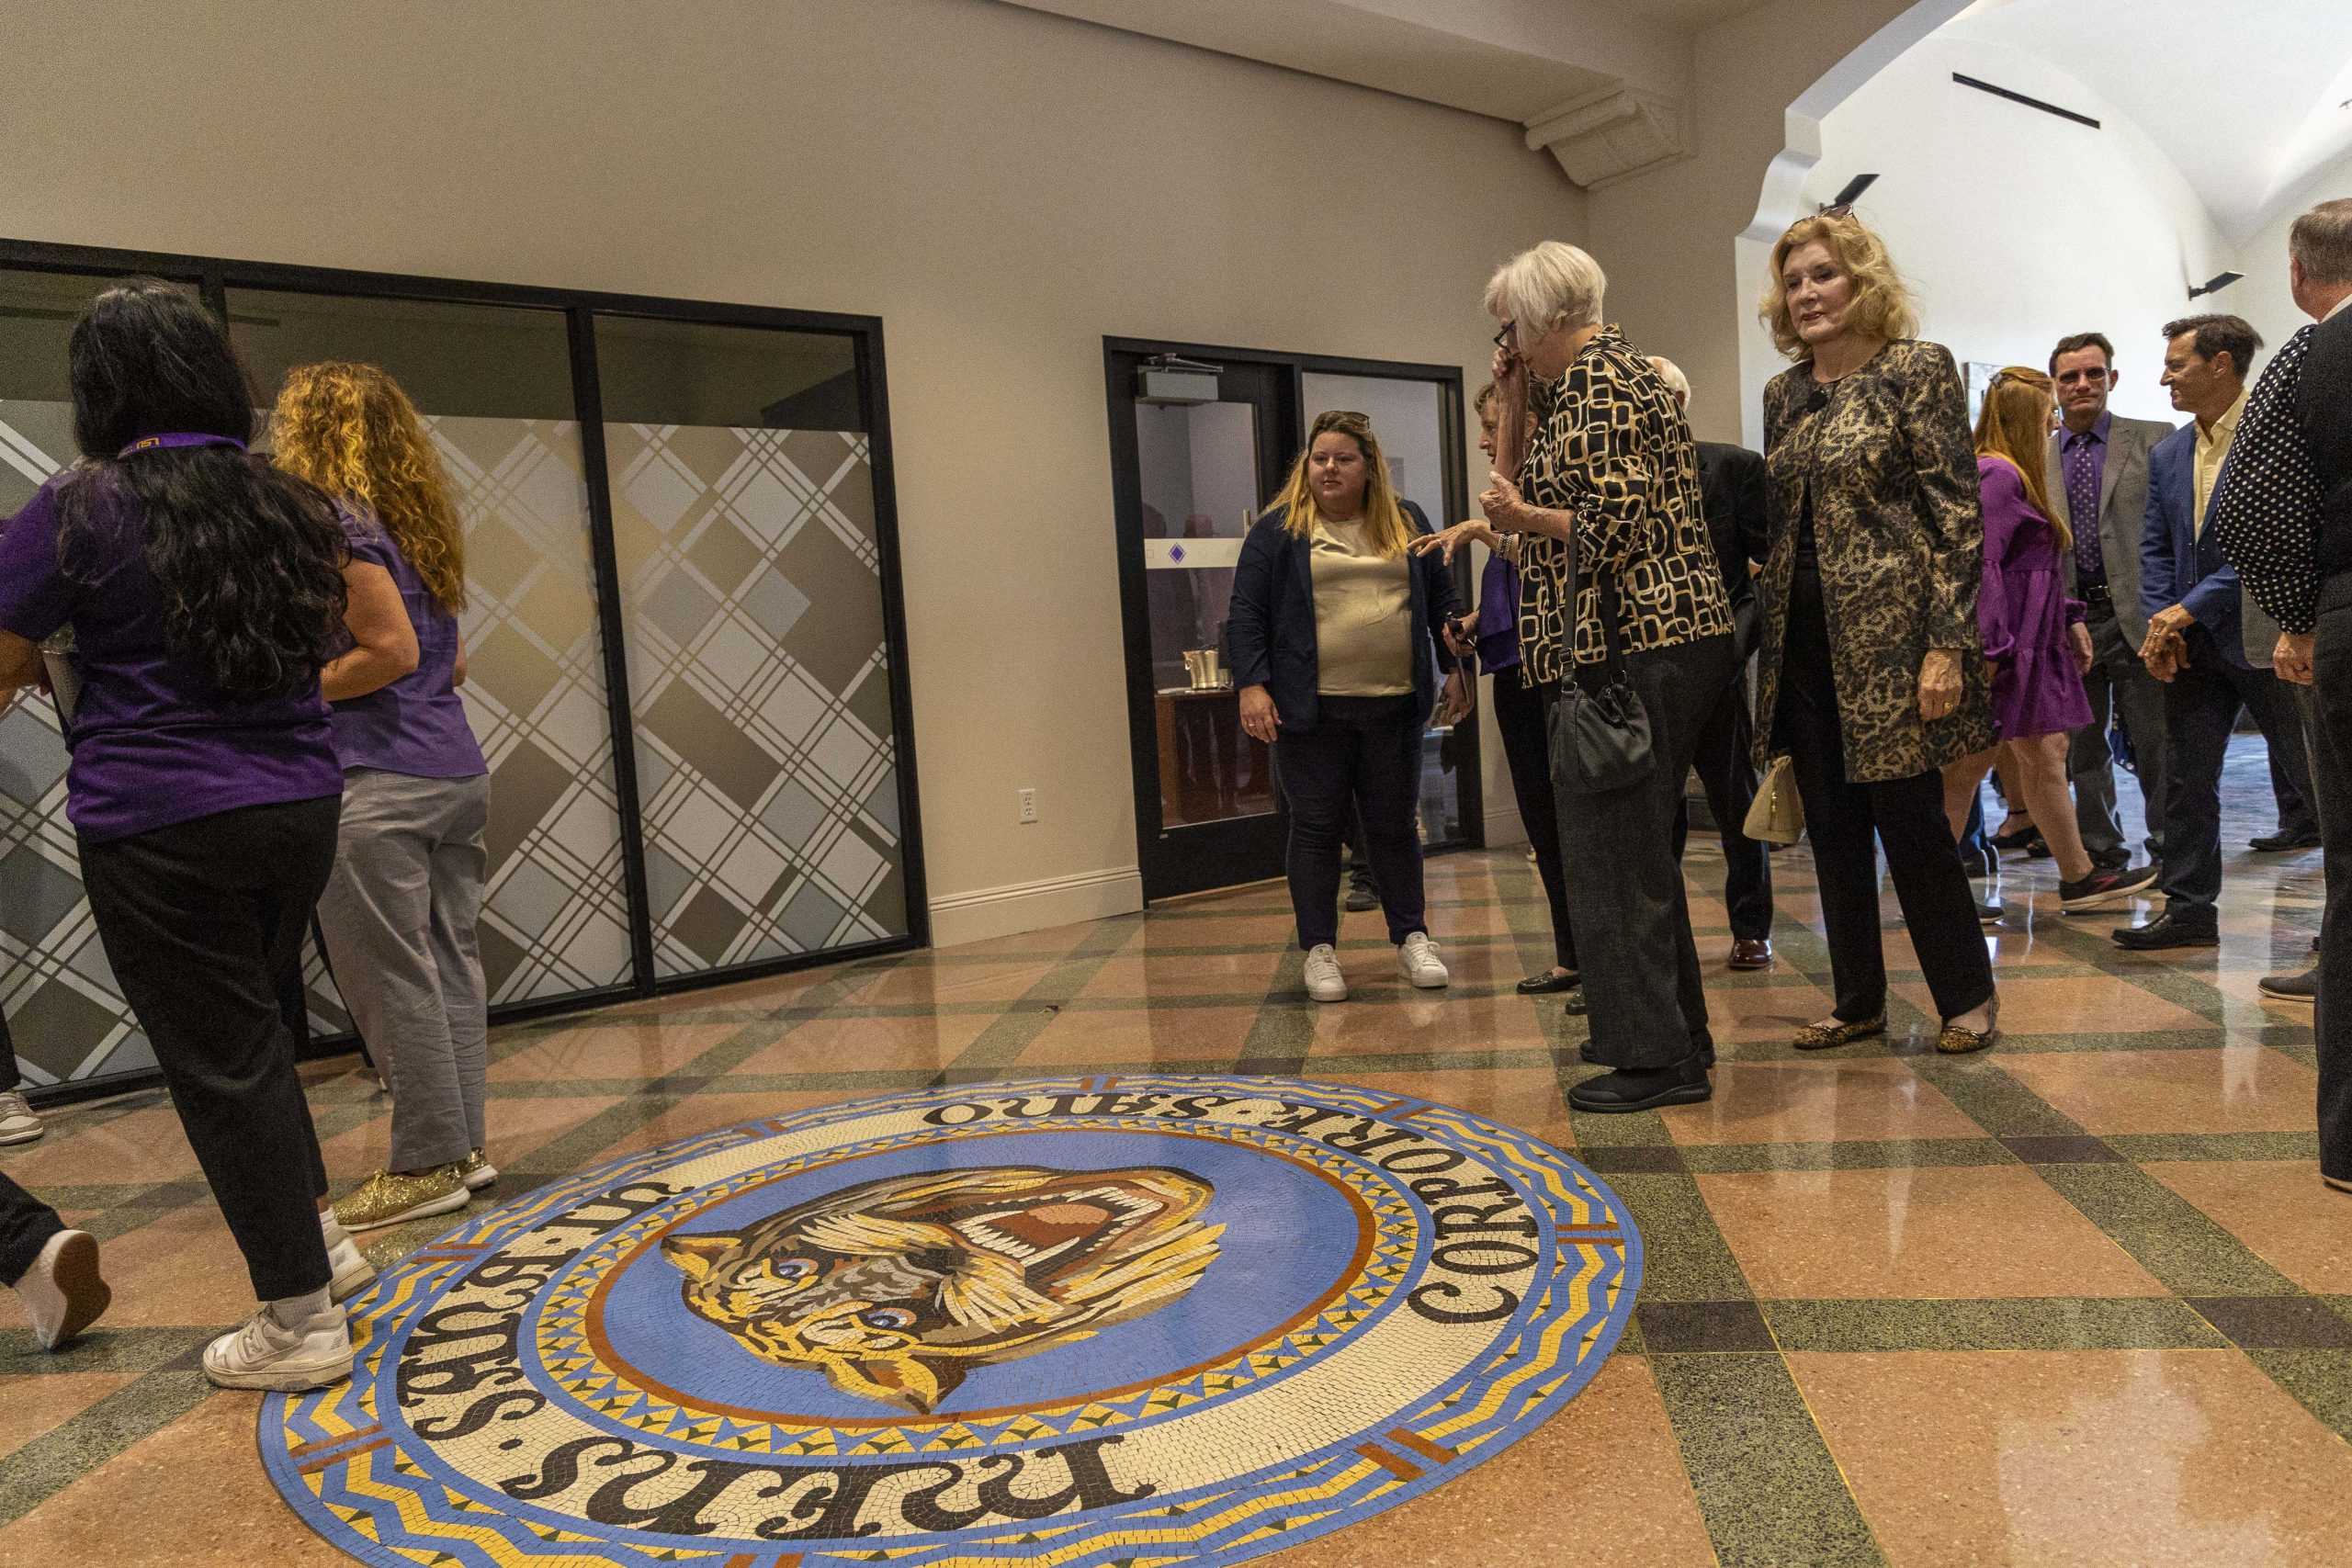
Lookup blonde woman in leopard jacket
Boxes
[1752,210,2000,1057]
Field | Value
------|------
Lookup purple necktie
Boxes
[2064,432,2105,584]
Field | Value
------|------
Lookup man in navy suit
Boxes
[2115,315,2318,949]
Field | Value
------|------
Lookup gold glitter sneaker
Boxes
[458,1149,499,1192]
[331,1165,470,1234]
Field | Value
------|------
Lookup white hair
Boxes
[1484,241,1607,335]
[2290,197,2352,288]
[1647,355,1690,405]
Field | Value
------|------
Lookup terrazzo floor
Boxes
[3,755,2348,1566]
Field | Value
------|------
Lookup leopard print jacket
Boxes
[1751,339,1995,784]
[1515,327,1733,682]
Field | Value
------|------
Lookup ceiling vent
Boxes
[1523,87,1688,190]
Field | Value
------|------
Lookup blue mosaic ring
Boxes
[264,1074,1642,1566]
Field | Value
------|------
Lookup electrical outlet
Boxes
[1017,787,1038,825]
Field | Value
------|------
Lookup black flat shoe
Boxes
[1988,822,2041,852]
[1563,987,1588,1017]
[2111,912,2220,951]
[1517,968,1581,995]
[1568,1058,1712,1113]
[2250,829,2322,852]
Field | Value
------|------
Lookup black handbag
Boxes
[1547,533,1655,797]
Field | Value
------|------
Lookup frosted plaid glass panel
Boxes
[609,424,907,977]
[430,415,633,1003]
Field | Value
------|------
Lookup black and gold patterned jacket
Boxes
[1515,327,1733,682]
[1751,339,1994,784]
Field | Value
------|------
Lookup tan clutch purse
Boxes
[1743,754,1804,845]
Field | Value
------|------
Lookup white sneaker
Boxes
[320,1213,378,1304]
[1398,932,1450,988]
[1304,944,1348,1003]
[202,1290,354,1391]
[0,1090,42,1145]
[17,1230,109,1350]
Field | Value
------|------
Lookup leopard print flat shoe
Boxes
[1792,1014,1884,1051]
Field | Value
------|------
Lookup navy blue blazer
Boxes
[2138,420,2267,671]
[1226,498,1462,734]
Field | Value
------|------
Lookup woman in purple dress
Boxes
[1940,367,2156,913]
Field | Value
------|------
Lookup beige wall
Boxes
[1588,0,1924,446]
[1,0,1583,942]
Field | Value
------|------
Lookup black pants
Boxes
[1491,662,1577,970]
[0,1006,63,1290]
[1549,634,1734,1068]
[2156,627,2317,919]
[2071,603,2170,863]
[1676,669,1775,942]
[1276,695,1427,951]
[77,795,341,1303]
[2308,576,2352,1183]
[1774,567,1994,1023]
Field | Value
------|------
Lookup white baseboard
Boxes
[928,864,1145,948]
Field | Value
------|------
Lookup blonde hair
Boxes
[1484,242,1607,338]
[1273,410,1413,556]
[1973,366,2069,558]
[1760,212,1919,360]
[270,362,467,614]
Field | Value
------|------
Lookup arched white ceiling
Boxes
[1943,0,2352,237]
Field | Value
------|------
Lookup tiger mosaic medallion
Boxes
[262,1075,1642,1566]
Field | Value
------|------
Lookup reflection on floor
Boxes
[3,760,2347,1566]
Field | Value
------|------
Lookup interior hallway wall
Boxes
[0,0,1584,943]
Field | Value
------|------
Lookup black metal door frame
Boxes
[0,236,929,1099]
[1103,336,1479,906]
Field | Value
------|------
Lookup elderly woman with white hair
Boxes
[1426,241,1734,1111]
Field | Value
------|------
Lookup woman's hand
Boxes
[1409,520,1499,564]
[1239,683,1281,743]
[1918,648,1963,723]
[1479,470,1530,533]
[1435,670,1473,728]
[1491,343,1522,388]
[2069,621,2094,676]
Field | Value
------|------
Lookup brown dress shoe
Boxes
[1728,938,1772,971]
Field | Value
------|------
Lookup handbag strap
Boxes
[1562,514,1631,682]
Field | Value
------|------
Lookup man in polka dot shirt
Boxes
[2209,197,2352,1198]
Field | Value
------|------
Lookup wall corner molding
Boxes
[927,863,1144,948]
[1523,86,1689,190]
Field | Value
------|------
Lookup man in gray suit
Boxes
[2048,332,2177,873]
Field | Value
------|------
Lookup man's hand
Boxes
[2275,630,2316,686]
[2070,621,2095,676]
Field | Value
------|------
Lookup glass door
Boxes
[1107,349,1295,899]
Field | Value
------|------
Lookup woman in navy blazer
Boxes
[1227,409,1466,1002]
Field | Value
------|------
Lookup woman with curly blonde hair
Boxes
[271,363,493,1232]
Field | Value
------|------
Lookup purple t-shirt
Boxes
[332,510,486,780]
[1476,551,1523,673]
[0,472,342,843]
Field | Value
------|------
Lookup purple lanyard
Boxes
[117,433,247,457]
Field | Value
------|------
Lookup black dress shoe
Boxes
[1568,1056,1712,1113]
[1517,968,1581,995]
[1563,987,1588,1017]
[1343,880,1381,912]
[2250,829,2322,852]
[1727,938,1772,970]
[2111,912,2220,950]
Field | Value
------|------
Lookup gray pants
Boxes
[315,769,492,1172]
[2071,606,2168,864]
[1549,633,1736,1070]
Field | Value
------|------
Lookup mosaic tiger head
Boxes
[662,1165,1221,1415]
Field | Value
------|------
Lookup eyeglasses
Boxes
[1493,321,1516,350]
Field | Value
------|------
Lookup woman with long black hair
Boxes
[0,280,371,1390]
